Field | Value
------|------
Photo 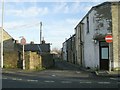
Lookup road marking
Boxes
[44,80,55,83]
[17,78,22,81]
[61,81,72,83]
[11,78,23,81]
[76,71,81,74]
[51,75,56,77]
[79,81,92,84]
[4,71,15,74]
[98,82,110,84]
[110,78,120,81]
[27,80,38,82]
[2,77,7,79]
[12,78,17,80]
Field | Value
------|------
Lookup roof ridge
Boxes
[0,27,14,39]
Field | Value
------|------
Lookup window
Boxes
[101,48,109,59]
[87,16,89,34]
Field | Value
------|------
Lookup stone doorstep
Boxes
[107,71,120,75]
[95,71,108,75]
[95,70,120,76]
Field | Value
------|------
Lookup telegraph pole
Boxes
[40,22,42,44]
[1,0,4,68]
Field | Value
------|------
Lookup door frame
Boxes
[99,41,109,70]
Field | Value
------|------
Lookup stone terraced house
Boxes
[62,1,120,71]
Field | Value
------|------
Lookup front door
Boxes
[99,42,109,70]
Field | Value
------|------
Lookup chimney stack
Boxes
[30,41,34,44]
[15,40,19,44]
[41,40,45,44]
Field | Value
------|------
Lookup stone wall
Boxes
[118,3,120,70]
[41,54,54,68]
[18,51,42,70]
[28,52,42,70]
[3,39,15,52]
[111,3,120,70]
[75,23,84,66]
[0,29,15,68]
[3,51,18,68]
[3,29,15,52]
[9,49,54,70]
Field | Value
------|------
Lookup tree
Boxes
[51,47,61,59]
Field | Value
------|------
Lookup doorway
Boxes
[99,41,109,70]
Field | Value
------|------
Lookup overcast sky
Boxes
[0,0,113,50]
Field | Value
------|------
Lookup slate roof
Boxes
[17,43,50,53]
[75,1,120,29]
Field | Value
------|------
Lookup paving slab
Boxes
[95,70,120,77]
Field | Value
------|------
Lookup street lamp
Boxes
[1,0,4,68]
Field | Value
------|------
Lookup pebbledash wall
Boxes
[75,2,120,70]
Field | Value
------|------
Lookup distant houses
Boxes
[0,27,54,70]
[62,1,120,71]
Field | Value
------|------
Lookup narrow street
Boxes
[2,60,119,88]
[0,1,120,90]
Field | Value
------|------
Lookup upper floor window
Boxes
[87,16,89,34]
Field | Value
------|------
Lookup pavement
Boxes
[95,70,120,77]
[55,60,120,77]
[1,60,120,77]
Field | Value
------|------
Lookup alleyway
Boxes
[54,60,80,70]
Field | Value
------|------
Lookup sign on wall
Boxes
[105,34,113,43]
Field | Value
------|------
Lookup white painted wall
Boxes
[82,10,99,69]
[82,9,110,69]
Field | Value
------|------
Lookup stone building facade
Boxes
[0,28,54,70]
[111,2,120,70]
[62,1,120,71]
[0,28,17,68]
[62,34,76,64]
[75,1,120,71]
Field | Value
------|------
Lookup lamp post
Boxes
[1,0,4,68]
